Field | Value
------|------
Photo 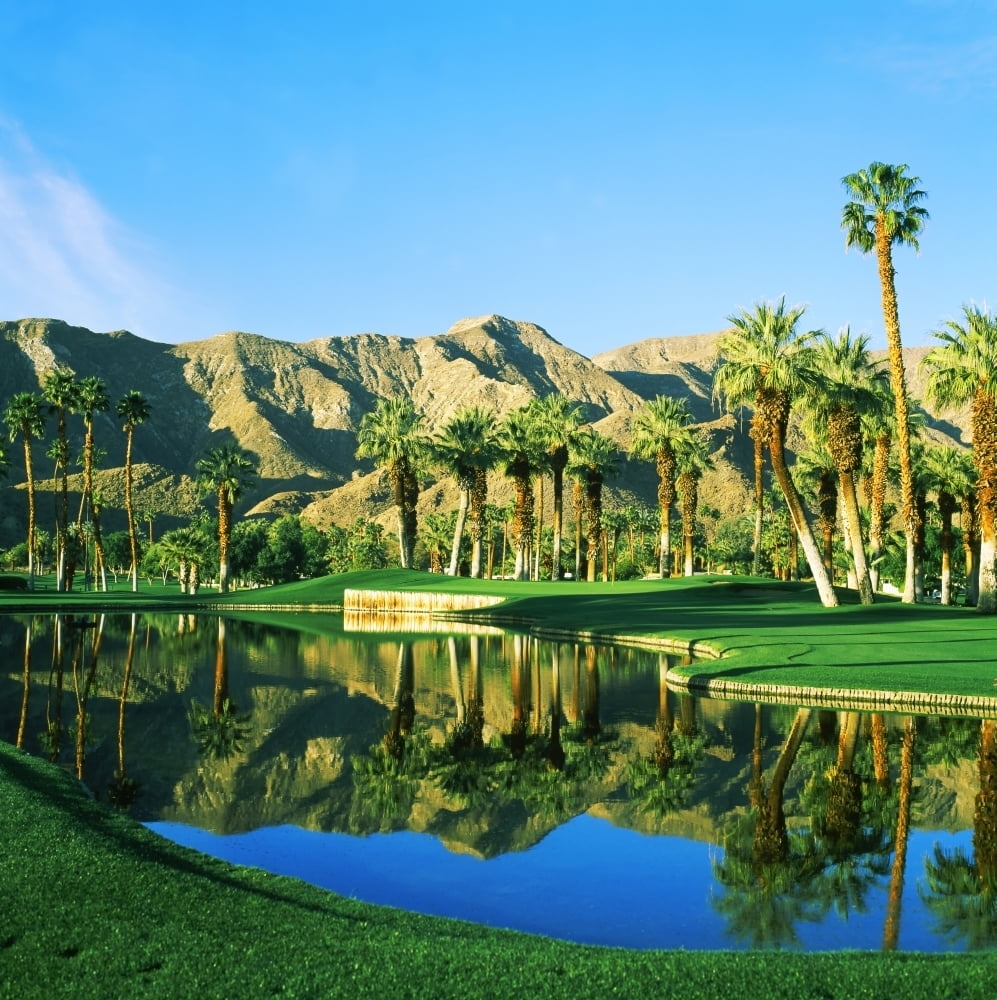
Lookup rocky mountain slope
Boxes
[0,315,969,545]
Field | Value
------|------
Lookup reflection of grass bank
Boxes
[232,570,997,703]
[10,568,997,700]
[4,742,994,1000]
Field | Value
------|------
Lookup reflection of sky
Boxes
[147,817,979,952]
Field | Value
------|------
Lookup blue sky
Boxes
[1,1,995,357]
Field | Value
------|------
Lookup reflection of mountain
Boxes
[0,613,986,863]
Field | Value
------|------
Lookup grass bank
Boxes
[2,743,993,1000]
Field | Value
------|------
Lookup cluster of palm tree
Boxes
[354,388,718,584]
[1,369,268,596]
[2,374,152,593]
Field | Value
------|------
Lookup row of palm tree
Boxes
[2,376,152,592]
[355,390,716,584]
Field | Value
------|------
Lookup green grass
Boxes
[2,743,995,1000]
[4,568,997,998]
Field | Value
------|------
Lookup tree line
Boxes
[2,160,994,610]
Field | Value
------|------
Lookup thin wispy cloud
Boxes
[872,34,997,98]
[0,119,174,338]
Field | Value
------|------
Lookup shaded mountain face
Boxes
[0,315,970,543]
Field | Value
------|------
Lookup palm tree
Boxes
[75,376,110,590]
[923,446,974,606]
[923,305,997,612]
[842,162,928,603]
[159,526,210,595]
[497,405,545,580]
[3,392,46,586]
[713,298,839,607]
[807,329,886,604]
[859,380,897,593]
[432,406,499,577]
[42,369,79,591]
[795,443,839,576]
[630,395,693,578]
[529,394,584,579]
[356,398,428,570]
[675,432,713,577]
[117,390,151,592]
[195,444,257,593]
[569,427,620,582]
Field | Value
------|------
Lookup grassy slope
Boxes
[4,569,997,998]
[1,744,992,1000]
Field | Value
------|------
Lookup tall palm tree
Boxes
[117,390,151,592]
[42,369,79,591]
[923,305,997,613]
[432,406,499,578]
[795,443,839,576]
[630,395,693,578]
[195,444,257,593]
[807,329,886,604]
[713,299,839,607]
[675,432,713,577]
[3,392,46,586]
[842,162,928,603]
[356,398,428,570]
[569,427,620,582]
[528,394,584,580]
[497,405,545,580]
[75,376,110,590]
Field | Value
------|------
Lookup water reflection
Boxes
[2,611,996,952]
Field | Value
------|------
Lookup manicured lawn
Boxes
[2,743,994,1000]
[4,569,997,998]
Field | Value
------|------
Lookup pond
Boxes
[2,611,995,952]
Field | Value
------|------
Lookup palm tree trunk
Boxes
[22,433,36,585]
[840,471,874,604]
[217,490,232,593]
[751,422,765,576]
[448,487,470,576]
[767,425,839,607]
[551,465,565,580]
[869,433,890,592]
[876,221,917,603]
[124,427,139,591]
[656,449,675,578]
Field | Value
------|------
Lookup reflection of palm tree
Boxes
[189,618,249,761]
[108,614,141,808]
[713,705,824,948]
[16,618,33,749]
[350,642,428,832]
[627,656,703,818]
[921,718,997,948]
[883,716,916,951]
[71,614,104,780]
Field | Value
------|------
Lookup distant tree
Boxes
[675,433,714,577]
[76,376,110,590]
[42,369,80,590]
[569,427,620,582]
[497,406,545,580]
[356,398,428,570]
[432,406,499,577]
[195,444,258,593]
[631,395,694,577]
[3,392,46,586]
[529,394,584,580]
[117,390,151,592]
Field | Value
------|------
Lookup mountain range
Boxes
[0,315,968,545]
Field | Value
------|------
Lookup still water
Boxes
[2,611,995,952]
